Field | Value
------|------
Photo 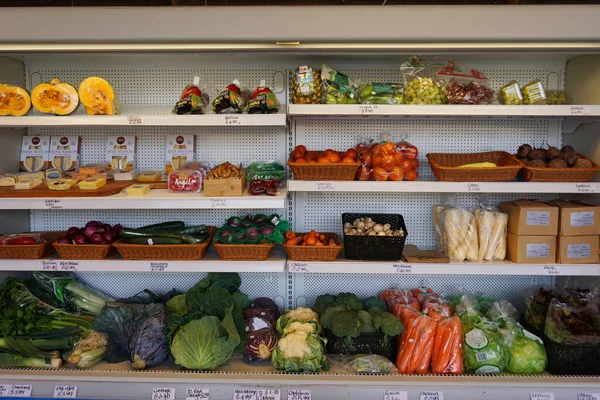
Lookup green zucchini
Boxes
[172,225,207,235]
[138,221,185,231]
[121,228,201,244]
[127,237,184,245]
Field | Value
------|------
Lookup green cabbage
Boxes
[505,328,547,374]
[171,310,240,371]
[463,323,508,374]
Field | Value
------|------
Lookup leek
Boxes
[0,353,61,369]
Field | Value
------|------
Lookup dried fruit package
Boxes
[435,62,494,105]
[173,76,209,115]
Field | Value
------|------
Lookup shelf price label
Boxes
[288,390,311,400]
[211,199,228,208]
[392,263,412,274]
[44,199,63,210]
[41,260,59,271]
[186,388,209,400]
[127,115,143,125]
[578,393,600,400]
[542,265,560,275]
[233,389,257,400]
[570,106,590,115]
[152,388,175,400]
[530,393,554,400]
[225,116,241,125]
[8,384,33,397]
[0,385,11,396]
[359,105,378,115]
[149,262,169,272]
[575,183,594,193]
[315,181,335,191]
[420,391,443,400]
[257,389,280,400]
[59,261,79,272]
[289,262,309,273]
[466,183,481,192]
[384,390,408,400]
[54,385,77,398]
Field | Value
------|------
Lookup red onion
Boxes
[89,233,106,245]
[56,236,70,245]
[102,230,116,243]
[73,235,89,245]
[85,221,102,229]
[112,224,123,235]
[67,227,80,239]
[103,223,112,232]
[84,225,101,239]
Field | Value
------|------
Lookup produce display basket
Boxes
[283,232,343,261]
[0,231,65,259]
[326,332,398,361]
[213,242,275,260]
[519,153,600,182]
[520,318,600,375]
[426,151,524,182]
[113,227,216,260]
[342,213,407,261]
[287,152,361,181]
[52,242,114,260]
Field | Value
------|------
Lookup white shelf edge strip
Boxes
[0,189,287,210]
[287,260,600,276]
[287,181,599,194]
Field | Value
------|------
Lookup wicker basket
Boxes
[113,227,216,261]
[519,153,600,182]
[213,242,274,260]
[0,231,65,259]
[287,152,361,181]
[283,233,343,261]
[52,242,114,260]
[426,151,524,182]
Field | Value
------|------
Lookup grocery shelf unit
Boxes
[1,5,600,400]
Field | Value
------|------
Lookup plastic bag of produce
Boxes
[355,134,415,182]
[330,353,398,374]
[486,300,518,328]
[432,316,464,374]
[440,206,479,262]
[396,310,437,374]
[463,320,508,374]
[381,288,420,313]
[173,76,209,115]
[358,82,404,105]
[544,298,600,345]
[321,64,358,104]
[292,65,322,104]
[524,287,554,332]
[247,82,280,114]
[212,79,250,114]
[435,62,494,105]
[502,324,547,374]
[474,207,508,261]
[401,57,447,105]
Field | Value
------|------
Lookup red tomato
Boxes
[10,237,37,245]
[295,145,307,156]
[292,149,304,161]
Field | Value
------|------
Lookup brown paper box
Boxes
[548,199,600,236]
[557,235,599,264]
[499,200,559,236]
[506,233,556,264]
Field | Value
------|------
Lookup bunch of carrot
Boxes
[285,230,337,247]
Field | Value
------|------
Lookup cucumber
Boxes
[138,221,185,231]
[127,237,184,245]
[174,225,207,235]
[121,228,201,244]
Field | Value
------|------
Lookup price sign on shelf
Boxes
[233,389,257,400]
[570,106,590,115]
[44,199,63,210]
[186,388,209,400]
[152,388,175,400]
[578,393,600,400]
[384,390,408,400]
[54,385,77,398]
[41,260,59,271]
[150,262,169,272]
[466,183,481,192]
[257,389,280,400]
[420,391,443,400]
[288,390,311,400]
[225,116,241,126]
[543,265,560,275]
[575,183,594,193]
[530,393,555,400]
[211,199,228,208]
[392,263,412,274]
[315,181,335,191]
[8,384,33,397]
[359,105,378,115]
[289,262,309,273]
[59,261,79,272]
[0,385,11,397]
[127,115,143,125]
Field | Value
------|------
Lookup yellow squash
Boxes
[78,77,119,116]
[457,162,497,169]
[0,84,31,116]
[31,79,79,115]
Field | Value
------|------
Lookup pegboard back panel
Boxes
[293,273,550,314]
[295,192,556,248]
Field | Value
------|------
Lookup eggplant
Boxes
[130,304,169,370]
[243,328,277,363]
[244,316,272,333]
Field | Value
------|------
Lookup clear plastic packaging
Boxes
[431,316,464,374]
[435,63,494,105]
[0,233,45,245]
[503,324,547,374]
[498,81,523,105]
[292,66,322,104]
[474,207,508,261]
[168,169,202,193]
[401,58,447,105]
[358,82,403,105]
[329,354,398,374]
[212,79,250,114]
[546,90,566,105]
[322,64,358,104]
[173,76,209,115]
[356,133,418,182]
[522,80,547,105]
[396,310,437,374]
[439,206,479,262]
[544,298,600,345]
[247,82,280,114]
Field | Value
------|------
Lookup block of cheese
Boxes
[0,175,16,187]
[45,168,62,181]
[18,171,44,182]
[138,170,162,182]
[78,177,107,190]
[125,184,152,196]
[48,178,78,191]
[14,178,43,190]
[114,169,139,181]
[79,163,107,175]
[66,171,90,181]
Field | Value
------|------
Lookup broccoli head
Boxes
[357,310,377,334]
[330,310,362,339]
[314,294,337,315]
[363,296,386,312]
[321,304,348,330]
[370,310,404,337]
[335,293,363,311]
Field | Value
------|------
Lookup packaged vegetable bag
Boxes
[463,321,508,374]
[503,324,547,374]
[431,316,463,374]
[396,311,436,374]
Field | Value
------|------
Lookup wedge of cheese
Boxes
[114,169,139,181]
[0,175,16,187]
[14,178,43,190]
[138,170,162,182]
[125,184,152,196]
[79,177,107,190]
[48,178,78,191]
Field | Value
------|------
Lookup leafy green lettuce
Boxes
[505,328,547,374]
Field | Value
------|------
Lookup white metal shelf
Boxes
[288,104,600,118]
[287,180,600,194]
[0,106,286,127]
[0,247,286,273]
[0,189,287,210]
[287,258,600,276]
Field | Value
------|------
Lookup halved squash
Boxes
[31,79,79,115]
[78,77,119,116]
[0,84,31,117]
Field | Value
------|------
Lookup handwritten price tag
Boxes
[0,385,11,397]
[420,391,443,400]
[359,105,378,115]
[225,116,241,125]
[570,106,590,115]
[576,183,594,193]
[9,385,32,397]
[466,183,481,192]
[127,115,143,125]
[152,388,175,400]
[59,261,78,272]
[384,391,408,400]
[186,388,209,400]
[315,182,335,191]
[257,389,280,400]
[54,385,77,398]
[150,262,168,272]
[289,262,309,273]
[530,393,554,400]
[211,199,228,208]
[392,263,412,274]
[288,390,311,400]
[233,389,257,400]
[578,393,600,400]
[41,260,59,271]
[44,199,63,210]
[543,265,560,275]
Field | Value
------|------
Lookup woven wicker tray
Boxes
[283,233,343,261]
[213,242,274,260]
[519,153,600,182]
[426,151,524,182]
[0,231,65,259]
[52,242,114,260]
[113,227,216,260]
[287,152,361,181]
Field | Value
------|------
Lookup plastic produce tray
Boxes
[342,213,407,261]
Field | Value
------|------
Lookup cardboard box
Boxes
[499,200,559,236]
[506,233,556,264]
[20,136,50,172]
[548,199,600,236]
[557,235,599,264]
[165,134,196,175]
[203,173,246,197]
[106,136,136,171]
[49,136,80,172]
